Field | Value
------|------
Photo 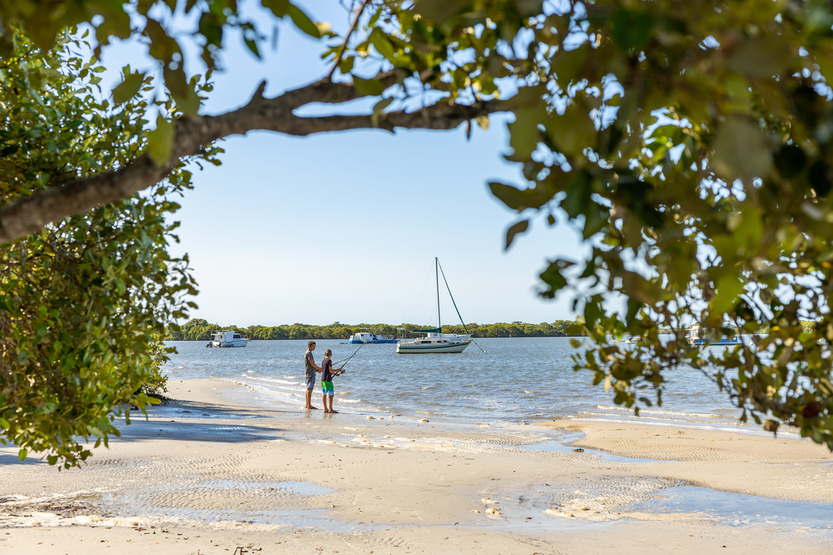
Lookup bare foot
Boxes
[324,410,331,413]
[308,406,319,410]
[330,410,339,414]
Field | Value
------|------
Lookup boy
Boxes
[320,349,343,414]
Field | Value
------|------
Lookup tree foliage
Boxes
[475,0,833,446]
[3,0,833,456]
[0,0,324,116]
[0,31,209,467]
[138,335,171,399]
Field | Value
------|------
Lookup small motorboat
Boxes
[344,331,398,344]
[206,330,249,348]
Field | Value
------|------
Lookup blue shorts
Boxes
[321,381,334,396]
[305,375,316,390]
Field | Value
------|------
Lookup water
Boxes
[162,337,770,434]
[633,486,833,530]
[519,439,668,463]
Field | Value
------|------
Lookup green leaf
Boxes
[18,449,27,461]
[712,117,771,181]
[773,144,807,179]
[505,220,529,250]
[146,115,175,166]
[539,261,570,298]
[370,33,396,61]
[713,273,745,315]
[610,8,654,52]
[584,298,602,328]
[728,37,793,79]
[287,4,321,38]
[508,105,545,159]
[353,76,385,96]
[163,67,201,116]
[262,0,290,17]
[729,208,763,251]
[547,104,595,157]
[371,97,394,127]
[625,298,641,326]
[562,173,592,219]
[489,182,525,210]
[112,72,145,104]
[339,56,355,74]
[413,0,470,21]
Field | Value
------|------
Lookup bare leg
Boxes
[305,388,318,410]
[323,393,330,412]
[329,395,338,414]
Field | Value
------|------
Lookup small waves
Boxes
[163,338,768,431]
[594,404,723,420]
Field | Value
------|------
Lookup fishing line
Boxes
[333,340,366,369]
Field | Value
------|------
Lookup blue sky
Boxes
[98,2,587,327]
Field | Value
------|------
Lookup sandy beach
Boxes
[2,378,832,554]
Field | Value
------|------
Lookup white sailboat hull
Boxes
[396,339,471,354]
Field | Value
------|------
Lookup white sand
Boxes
[1,378,832,554]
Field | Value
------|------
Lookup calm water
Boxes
[163,337,772,434]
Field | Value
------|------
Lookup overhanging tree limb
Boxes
[0,77,508,246]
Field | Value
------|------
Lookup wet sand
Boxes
[1,379,832,554]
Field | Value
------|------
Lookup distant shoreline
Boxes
[167,319,586,341]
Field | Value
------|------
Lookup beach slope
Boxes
[1,379,831,554]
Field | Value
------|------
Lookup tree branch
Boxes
[0,77,510,245]
[326,0,370,80]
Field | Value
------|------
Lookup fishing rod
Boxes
[333,340,366,371]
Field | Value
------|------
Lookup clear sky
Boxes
[98,2,587,327]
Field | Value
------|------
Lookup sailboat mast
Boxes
[435,257,441,333]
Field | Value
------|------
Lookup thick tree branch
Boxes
[0,77,510,246]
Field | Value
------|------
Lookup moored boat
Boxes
[344,330,398,344]
[207,330,249,347]
[396,258,473,354]
[686,324,741,346]
[396,328,471,353]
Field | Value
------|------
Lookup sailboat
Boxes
[396,258,473,354]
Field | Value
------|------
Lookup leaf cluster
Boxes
[0,32,205,467]
[464,0,833,447]
[0,0,322,116]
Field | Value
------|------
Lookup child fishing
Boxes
[320,349,344,414]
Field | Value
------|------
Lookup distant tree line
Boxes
[167,319,583,341]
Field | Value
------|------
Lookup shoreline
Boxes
[1,378,832,554]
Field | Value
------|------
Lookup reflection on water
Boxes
[632,486,833,532]
[519,439,669,463]
[163,338,769,433]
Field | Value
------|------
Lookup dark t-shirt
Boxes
[321,357,334,382]
[304,350,316,378]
